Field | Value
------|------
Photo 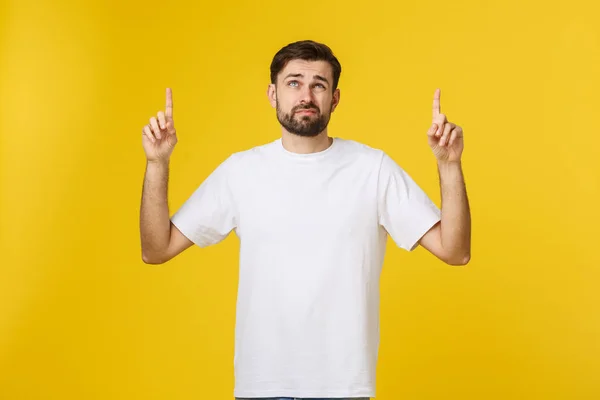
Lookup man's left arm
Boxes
[418,89,471,265]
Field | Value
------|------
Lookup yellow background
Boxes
[1,0,599,398]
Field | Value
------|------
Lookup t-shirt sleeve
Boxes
[170,155,238,248]
[378,152,441,251]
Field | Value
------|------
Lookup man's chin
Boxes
[290,130,322,137]
[295,114,318,122]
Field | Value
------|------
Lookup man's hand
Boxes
[427,89,464,163]
[142,88,178,162]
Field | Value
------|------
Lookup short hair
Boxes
[270,40,342,91]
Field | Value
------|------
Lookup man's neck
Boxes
[281,131,333,154]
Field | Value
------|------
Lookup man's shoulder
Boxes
[335,137,386,162]
[223,139,280,164]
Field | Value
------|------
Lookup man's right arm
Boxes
[140,159,192,264]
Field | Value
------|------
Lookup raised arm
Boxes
[140,88,192,264]
[419,89,471,265]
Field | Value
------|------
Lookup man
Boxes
[140,40,471,400]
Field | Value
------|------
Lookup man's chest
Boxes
[234,166,379,242]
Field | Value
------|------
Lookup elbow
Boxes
[142,250,166,265]
[446,252,471,266]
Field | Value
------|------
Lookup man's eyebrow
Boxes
[314,75,330,85]
[283,73,304,80]
[283,73,330,85]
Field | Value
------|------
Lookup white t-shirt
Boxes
[171,137,441,399]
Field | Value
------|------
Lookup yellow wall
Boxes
[1,0,599,398]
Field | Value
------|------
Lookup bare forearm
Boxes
[438,160,471,263]
[140,160,171,261]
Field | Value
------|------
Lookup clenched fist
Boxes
[142,88,178,162]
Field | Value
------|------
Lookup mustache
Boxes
[292,103,320,113]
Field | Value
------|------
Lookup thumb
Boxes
[165,119,177,135]
[427,123,437,137]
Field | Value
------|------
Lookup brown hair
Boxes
[270,40,342,91]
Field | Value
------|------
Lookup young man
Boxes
[140,40,471,400]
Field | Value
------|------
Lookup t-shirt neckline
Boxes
[276,137,339,161]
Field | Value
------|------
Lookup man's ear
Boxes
[267,84,277,108]
[331,88,341,112]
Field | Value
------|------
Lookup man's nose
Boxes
[299,85,315,103]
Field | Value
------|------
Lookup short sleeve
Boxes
[170,155,238,248]
[378,152,441,251]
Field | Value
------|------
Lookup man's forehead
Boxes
[280,59,333,79]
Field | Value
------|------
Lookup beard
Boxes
[276,100,331,137]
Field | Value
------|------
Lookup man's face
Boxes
[268,59,340,137]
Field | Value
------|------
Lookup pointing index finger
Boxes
[165,87,173,119]
[432,88,441,118]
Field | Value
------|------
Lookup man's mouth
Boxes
[295,109,317,114]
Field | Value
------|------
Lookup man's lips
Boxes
[295,109,317,114]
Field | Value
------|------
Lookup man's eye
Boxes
[315,84,325,89]
[288,81,299,87]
